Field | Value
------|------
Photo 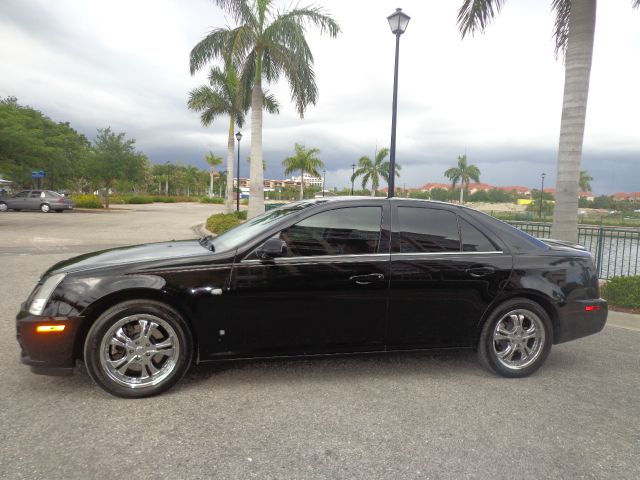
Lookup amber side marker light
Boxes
[585,305,601,312]
[36,325,66,333]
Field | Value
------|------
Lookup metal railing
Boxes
[507,221,640,279]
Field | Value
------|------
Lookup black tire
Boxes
[40,203,51,213]
[477,298,553,378]
[84,300,193,398]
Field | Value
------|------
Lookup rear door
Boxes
[387,204,512,349]
[28,190,43,210]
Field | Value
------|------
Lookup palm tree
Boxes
[351,148,400,197]
[579,170,593,192]
[444,154,481,204]
[457,0,640,242]
[188,65,247,213]
[203,151,223,197]
[282,144,324,200]
[190,0,340,218]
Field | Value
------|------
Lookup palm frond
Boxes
[262,91,281,114]
[457,0,506,38]
[271,6,341,38]
[634,0,640,8]
[189,28,232,75]
[552,0,571,59]
[213,0,258,30]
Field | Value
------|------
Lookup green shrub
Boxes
[602,276,640,309]
[72,194,103,209]
[126,196,154,204]
[200,197,224,204]
[205,211,246,234]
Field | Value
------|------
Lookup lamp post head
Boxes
[235,131,243,142]
[387,8,410,35]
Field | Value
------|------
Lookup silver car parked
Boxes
[0,190,74,213]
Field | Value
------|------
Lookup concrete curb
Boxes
[607,310,640,331]
[192,222,214,238]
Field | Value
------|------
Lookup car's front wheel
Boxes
[40,203,51,213]
[0,202,8,212]
[84,300,193,398]
[478,298,552,378]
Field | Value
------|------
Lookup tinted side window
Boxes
[398,207,460,253]
[281,207,382,257]
[30,191,42,198]
[460,218,498,252]
[14,191,29,198]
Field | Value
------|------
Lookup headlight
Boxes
[28,273,66,316]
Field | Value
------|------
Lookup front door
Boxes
[216,203,391,358]
[387,205,512,349]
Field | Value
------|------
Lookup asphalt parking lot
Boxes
[1,204,639,480]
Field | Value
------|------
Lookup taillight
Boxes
[58,198,65,203]
[585,305,601,312]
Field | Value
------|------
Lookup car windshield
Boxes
[212,201,317,253]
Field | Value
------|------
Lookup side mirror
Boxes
[257,237,287,259]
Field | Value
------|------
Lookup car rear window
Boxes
[398,207,461,253]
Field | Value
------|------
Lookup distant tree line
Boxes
[0,97,221,201]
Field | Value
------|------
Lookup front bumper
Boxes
[16,308,83,376]
[555,298,608,344]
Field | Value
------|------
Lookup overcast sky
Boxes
[1,0,638,194]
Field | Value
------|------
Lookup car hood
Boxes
[44,239,215,276]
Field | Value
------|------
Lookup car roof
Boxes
[293,196,463,211]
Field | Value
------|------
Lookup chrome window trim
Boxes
[240,253,391,265]
[392,251,504,257]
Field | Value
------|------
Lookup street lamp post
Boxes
[351,164,356,195]
[165,161,170,196]
[235,131,243,212]
[387,7,410,199]
[322,169,326,197]
[539,172,546,219]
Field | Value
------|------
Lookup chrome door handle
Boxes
[467,267,495,278]
[349,273,384,285]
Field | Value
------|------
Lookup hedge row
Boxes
[71,195,228,208]
[205,211,247,234]
[602,276,640,309]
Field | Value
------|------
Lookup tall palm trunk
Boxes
[551,0,596,243]
[459,184,464,203]
[299,168,305,200]
[248,80,265,218]
[209,170,214,198]
[225,117,235,213]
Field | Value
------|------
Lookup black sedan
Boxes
[16,198,607,397]
[0,190,74,212]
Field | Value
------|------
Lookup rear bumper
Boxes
[555,299,608,344]
[53,204,74,211]
[16,309,82,375]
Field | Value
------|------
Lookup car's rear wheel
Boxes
[0,202,7,212]
[478,298,552,378]
[40,203,51,213]
[84,300,193,398]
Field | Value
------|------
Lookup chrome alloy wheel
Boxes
[0,202,7,212]
[99,314,180,389]
[492,309,545,370]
